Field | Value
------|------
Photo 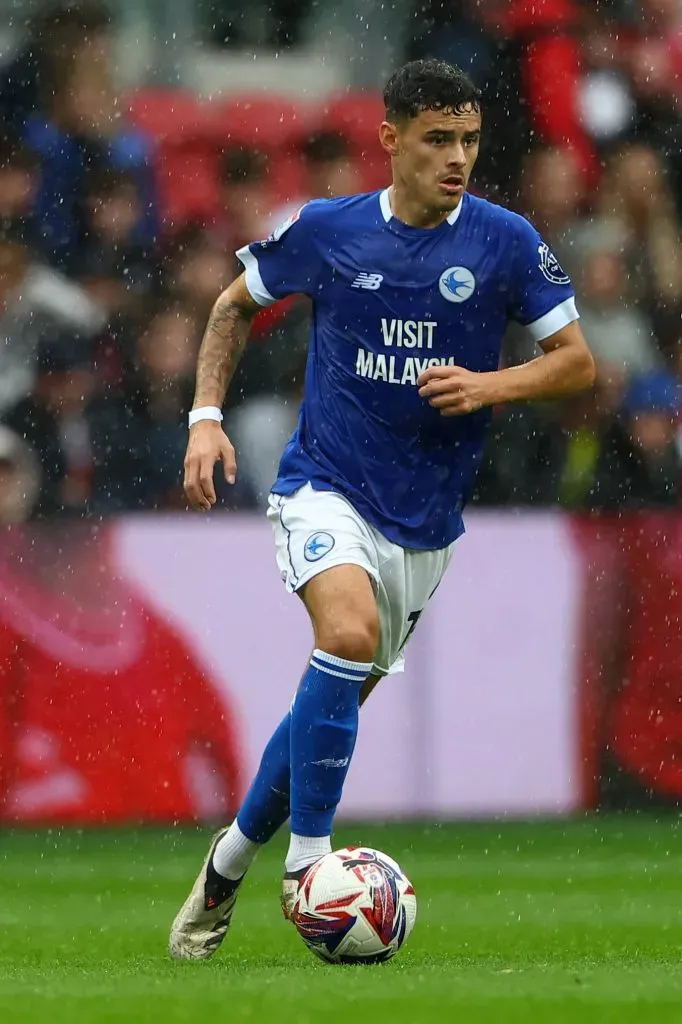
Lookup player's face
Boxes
[384,106,481,216]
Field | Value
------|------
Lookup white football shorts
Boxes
[267,483,455,676]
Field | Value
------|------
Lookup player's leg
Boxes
[170,486,383,958]
[218,664,381,868]
[280,537,454,918]
[170,656,384,959]
[170,707,294,959]
[284,563,379,875]
[211,644,383,882]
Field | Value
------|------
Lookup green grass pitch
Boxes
[1,818,681,1023]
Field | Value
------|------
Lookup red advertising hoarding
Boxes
[2,511,672,824]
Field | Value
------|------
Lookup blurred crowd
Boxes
[0,0,681,525]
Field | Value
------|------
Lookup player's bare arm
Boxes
[417,320,595,416]
[184,274,261,510]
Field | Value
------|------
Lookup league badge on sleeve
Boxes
[537,243,570,285]
[262,206,305,247]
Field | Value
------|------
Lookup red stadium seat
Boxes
[125,89,221,230]
[205,94,314,150]
[320,91,385,153]
[314,91,388,192]
[126,88,210,142]
[124,88,388,229]
[157,145,221,228]
[267,151,308,204]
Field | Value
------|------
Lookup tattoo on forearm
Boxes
[193,299,252,408]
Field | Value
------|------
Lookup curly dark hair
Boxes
[383,59,482,121]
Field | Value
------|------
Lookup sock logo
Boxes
[311,757,349,768]
[304,532,335,562]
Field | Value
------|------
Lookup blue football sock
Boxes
[289,649,372,839]
[237,712,291,844]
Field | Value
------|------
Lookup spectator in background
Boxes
[0,136,40,222]
[592,144,682,310]
[122,300,203,510]
[552,374,626,509]
[498,0,598,187]
[625,0,682,112]
[507,144,587,366]
[520,144,588,268]
[407,0,499,87]
[126,294,301,511]
[475,370,628,509]
[632,0,682,215]
[300,130,361,202]
[226,392,300,509]
[588,370,681,509]
[226,303,310,508]
[0,219,105,418]
[577,9,637,151]
[0,425,42,525]
[576,247,660,374]
[165,227,235,322]
[623,0,682,189]
[15,1,157,272]
[214,147,272,252]
[405,0,530,200]
[78,166,160,317]
[3,333,143,516]
[268,130,361,230]
[472,402,566,506]
[213,145,311,433]
[0,1,109,136]
[218,135,353,505]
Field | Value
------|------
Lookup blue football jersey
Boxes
[236,189,578,550]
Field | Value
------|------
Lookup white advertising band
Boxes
[188,406,223,427]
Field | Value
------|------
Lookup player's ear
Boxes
[379,120,399,157]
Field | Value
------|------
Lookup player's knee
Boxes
[317,616,379,665]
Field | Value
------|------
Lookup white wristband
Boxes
[188,406,223,427]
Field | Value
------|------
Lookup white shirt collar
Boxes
[379,187,464,227]
[379,187,392,222]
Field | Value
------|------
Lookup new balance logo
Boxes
[351,272,383,290]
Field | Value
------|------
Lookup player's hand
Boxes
[183,421,236,511]
[417,365,494,417]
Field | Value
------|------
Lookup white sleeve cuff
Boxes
[525,297,579,342]
[235,245,276,307]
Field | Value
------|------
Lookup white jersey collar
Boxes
[379,187,464,227]
[379,187,393,222]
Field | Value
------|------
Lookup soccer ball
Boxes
[292,846,417,964]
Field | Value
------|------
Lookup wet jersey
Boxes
[236,188,578,549]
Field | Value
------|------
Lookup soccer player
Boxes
[170,59,595,959]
